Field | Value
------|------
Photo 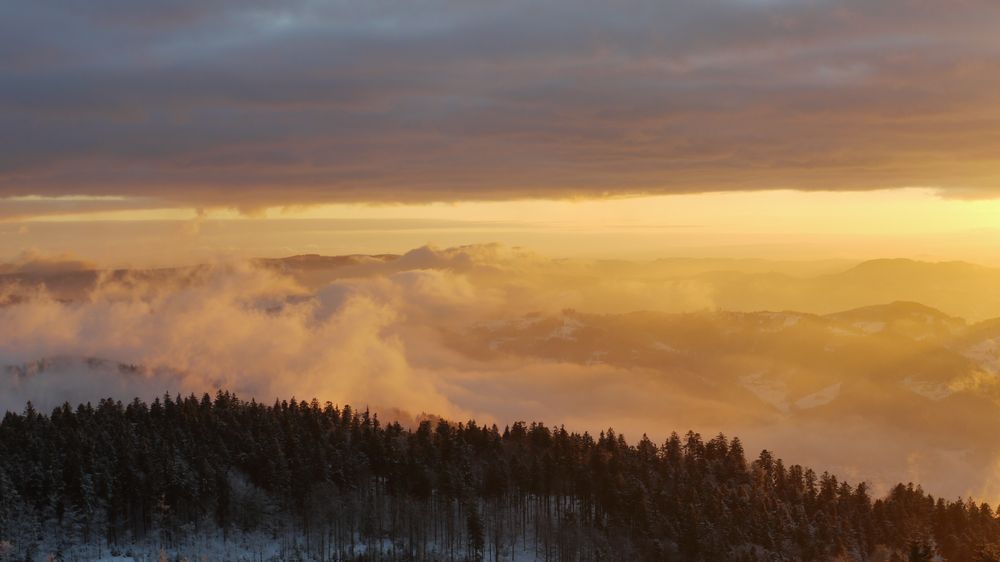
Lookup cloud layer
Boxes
[3,0,1000,215]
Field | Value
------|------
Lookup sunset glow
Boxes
[8,188,1000,265]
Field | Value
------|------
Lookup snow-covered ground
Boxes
[4,518,558,561]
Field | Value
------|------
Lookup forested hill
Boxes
[1,393,999,562]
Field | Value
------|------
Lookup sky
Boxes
[2,0,1000,243]
[8,188,1000,266]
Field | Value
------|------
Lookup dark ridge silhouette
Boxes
[2,392,999,561]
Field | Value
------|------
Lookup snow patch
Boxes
[651,341,678,353]
[794,382,841,409]
[903,377,953,401]
[853,321,886,334]
[488,337,515,351]
[586,350,608,365]
[757,312,802,332]
[549,316,584,341]
[739,372,789,413]
[477,315,544,332]
[962,337,1000,375]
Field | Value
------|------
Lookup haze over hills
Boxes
[671,259,1000,322]
[449,301,1000,494]
[6,251,1000,319]
[4,246,1000,507]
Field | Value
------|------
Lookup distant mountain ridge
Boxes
[451,301,1000,437]
[7,252,1000,319]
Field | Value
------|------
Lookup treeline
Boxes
[1,392,1000,561]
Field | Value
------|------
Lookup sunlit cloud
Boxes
[2,0,1000,214]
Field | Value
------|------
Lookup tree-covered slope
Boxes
[1,392,999,561]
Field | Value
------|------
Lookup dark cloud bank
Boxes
[2,0,1000,215]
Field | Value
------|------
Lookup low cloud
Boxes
[0,262,459,418]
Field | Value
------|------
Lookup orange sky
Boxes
[6,188,1000,266]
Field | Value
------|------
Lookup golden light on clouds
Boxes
[285,188,1000,236]
[9,188,1000,265]
[16,187,1000,233]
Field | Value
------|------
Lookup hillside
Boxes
[2,392,1000,561]
[453,303,996,418]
